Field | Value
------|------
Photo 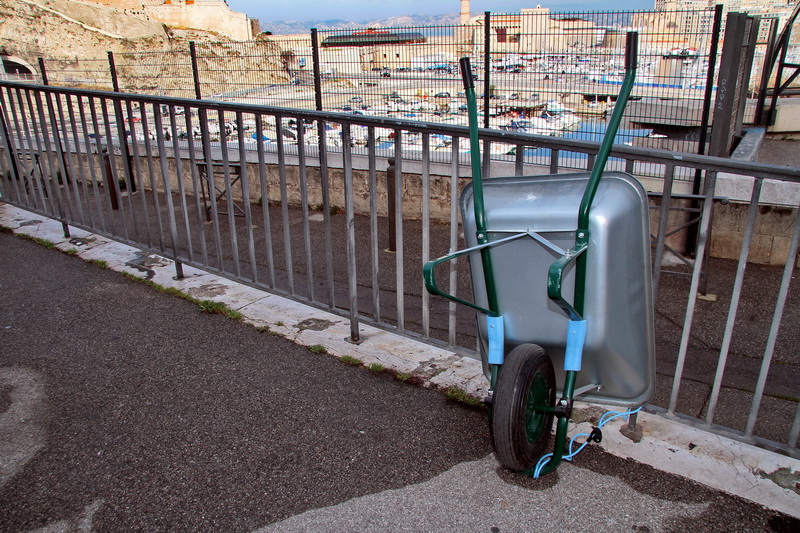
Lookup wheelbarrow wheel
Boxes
[492,343,556,471]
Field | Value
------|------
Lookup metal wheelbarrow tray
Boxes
[461,171,656,407]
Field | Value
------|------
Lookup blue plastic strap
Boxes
[564,320,587,371]
[487,315,504,365]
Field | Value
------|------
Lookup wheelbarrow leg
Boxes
[526,370,578,477]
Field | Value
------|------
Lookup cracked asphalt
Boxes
[1,230,798,532]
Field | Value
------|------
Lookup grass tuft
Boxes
[445,386,483,407]
[339,355,362,366]
[87,259,109,269]
[366,363,385,373]
[198,299,243,320]
[308,344,327,354]
[19,234,56,249]
[395,372,412,382]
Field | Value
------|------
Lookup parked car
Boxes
[350,96,363,103]
[434,92,450,98]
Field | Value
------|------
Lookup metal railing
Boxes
[1,80,798,457]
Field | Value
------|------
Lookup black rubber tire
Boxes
[491,344,556,471]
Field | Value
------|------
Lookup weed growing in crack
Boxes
[445,386,483,407]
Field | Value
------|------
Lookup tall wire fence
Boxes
[30,9,794,164]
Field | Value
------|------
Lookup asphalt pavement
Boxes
[1,226,798,532]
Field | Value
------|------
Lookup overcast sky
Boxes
[225,1,657,23]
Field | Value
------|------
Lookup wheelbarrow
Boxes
[423,32,655,476]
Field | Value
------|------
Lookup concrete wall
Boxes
[712,127,799,265]
[17,139,798,267]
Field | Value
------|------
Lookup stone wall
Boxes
[145,1,255,41]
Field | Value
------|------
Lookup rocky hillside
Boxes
[0,0,286,97]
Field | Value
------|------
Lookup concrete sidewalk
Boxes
[1,202,798,531]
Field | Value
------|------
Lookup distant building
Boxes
[321,29,427,48]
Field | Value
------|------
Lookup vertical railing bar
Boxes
[368,126,381,322]
[394,128,405,331]
[124,99,151,246]
[100,97,129,238]
[421,132,431,338]
[181,106,208,265]
[235,111,258,283]
[514,142,524,176]
[318,120,335,308]
[167,104,193,263]
[668,170,718,414]
[625,157,634,174]
[652,162,676,296]
[81,96,108,232]
[22,90,52,214]
[706,178,763,425]
[448,136,460,347]
[10,88,37,209]
[32,90,66,221]
[550,148,560,174]
[276,115,294,294]
[788,404,800,450]
[138,102,166,251]
[255,114,276,288]
[218,108,241,278]
[15,87,41,209]
[342,123,360,342]
[152,108,184,278]
[64,94,92,227]
[0,88,27,205]
[746,193,800,437]
[46,90,77,227]
[297,120,315,301]
[110,94,139,236]
[125,99,154,247]
[198,107,224,272]
[0,89,19,203]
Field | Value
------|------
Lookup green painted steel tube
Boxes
[578,32,638,233]
[460,58,499,316]
[538,32,639,476]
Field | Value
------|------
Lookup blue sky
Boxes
[225,1,656,23]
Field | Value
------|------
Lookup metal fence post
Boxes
[36,57,71,237]
[107,50,120,92]
[687,3,724,256]
[189,41,203,100]
[311,28,323,111]
[483,11,491,129]
[37,58,48,85]
[107,51,136,194]
[386,158,396,252]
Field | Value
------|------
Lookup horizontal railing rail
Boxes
[1,80,798,457]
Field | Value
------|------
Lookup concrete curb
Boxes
[2,203,798,518]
